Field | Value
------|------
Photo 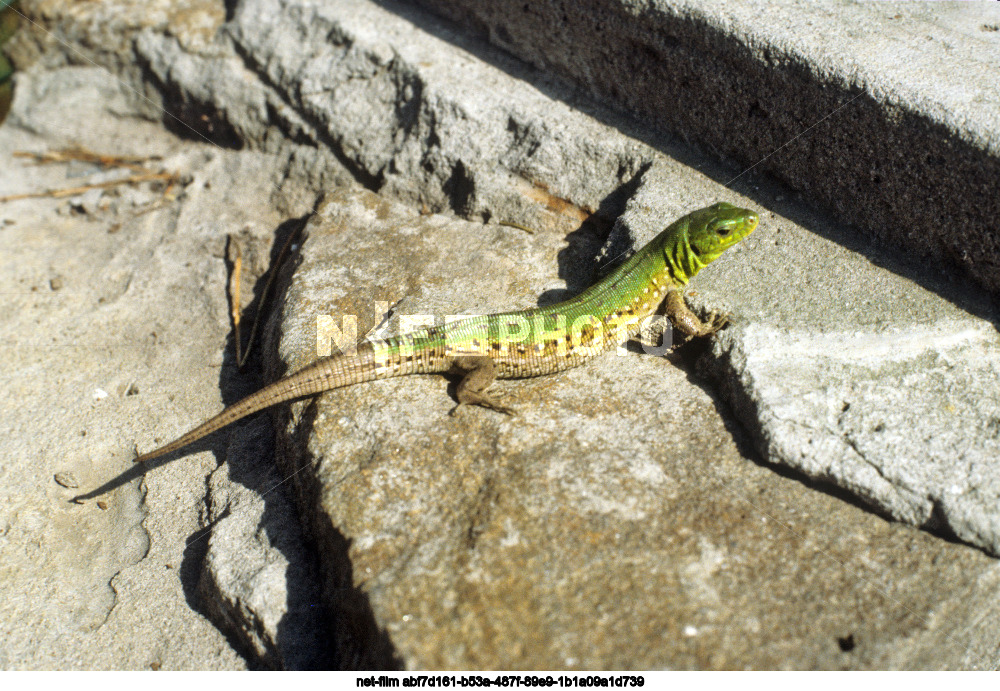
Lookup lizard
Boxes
[133,202,758,463]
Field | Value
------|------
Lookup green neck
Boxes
[664,225,703,286]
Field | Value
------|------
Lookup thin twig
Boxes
[13,147,159,172]
[227,236,244,365]
[0,172,178,203]
[498,220,536,235]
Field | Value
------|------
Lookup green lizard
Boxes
[134,202,757,463]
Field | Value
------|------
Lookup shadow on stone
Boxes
[369,0,1000,325]
[277,400,403,670]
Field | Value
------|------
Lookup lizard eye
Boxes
[716,225,731,237]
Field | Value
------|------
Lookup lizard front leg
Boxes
[450,356,516,416]
[664,289,729,338]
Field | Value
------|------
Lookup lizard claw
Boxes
[705,310,730,334]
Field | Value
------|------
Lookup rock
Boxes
[715,322,1000,555]
[198,418,334,670]
[0,64,336,669]
[266,188,1000,669]
[223,0,648,227]
[7,0,1000,671]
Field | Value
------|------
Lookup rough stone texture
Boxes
[409,0,1000,295]
[268,188,1000,669]
[223,0,652,228]
[715,323,1000,554]
[9,0,655,234]
[5,0,1000,671]
[198,418,334,669]
[606,166,1000,557]
[0,65,340,668]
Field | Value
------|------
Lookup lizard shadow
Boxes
[70,427,227,503]
[536,170,646,307]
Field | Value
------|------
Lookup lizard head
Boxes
[663,202,758,284]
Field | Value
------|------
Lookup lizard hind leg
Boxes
[450,355,516,416]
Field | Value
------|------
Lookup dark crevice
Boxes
[275,401,403,669]
[132,49,244,150]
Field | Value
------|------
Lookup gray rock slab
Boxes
[267,188,1000,669]
[408,0,1000,294]
[223,0,650,227]
[606,165,1000,557]
[0,65,240,669]
[715,321,1000,551]
[12,0,657,233]
[0,64,337,668]
[198,418,334,669]
[7,0,1000,670]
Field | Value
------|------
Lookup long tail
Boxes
[133,381,300,463]
[134,348,378,463]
